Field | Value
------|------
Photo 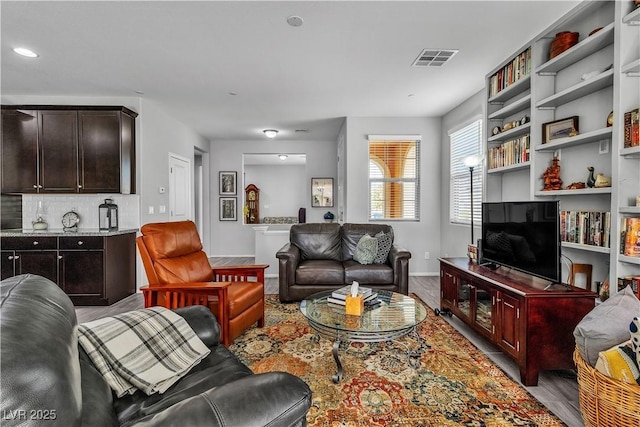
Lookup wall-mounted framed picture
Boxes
[311,177,334,207]
[542,116,579,144]
[219,197,237,221]
[219,171,237,195]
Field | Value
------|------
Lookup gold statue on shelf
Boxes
[542,156,563,191]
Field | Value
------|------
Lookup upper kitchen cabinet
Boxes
[78,110,136,194]
[1,105,137,194]
[1,109,39,193]
[39,110,79,192]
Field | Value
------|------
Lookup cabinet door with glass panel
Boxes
[456,276,495,340]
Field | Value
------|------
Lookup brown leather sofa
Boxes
[1,274,312,427]
[277,223,411,302]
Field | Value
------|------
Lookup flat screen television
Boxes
[480,201,561,284]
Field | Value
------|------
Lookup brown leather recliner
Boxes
[137,220,267,346]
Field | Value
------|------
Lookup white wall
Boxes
[344,117,442,275]
[440,89,485,260]
[209,139,338,258]
[245,164,306,218]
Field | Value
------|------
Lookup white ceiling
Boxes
[1,1,580,143]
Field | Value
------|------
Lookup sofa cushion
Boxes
[574,285,640,366]
[341,223,393,260]
[296,260,344,285]
[344,260,394,285]
[291,223,342,261]
[374,231,393,264]
[353,234,378,265]
[595,340,639,385]
[631,317,640,368]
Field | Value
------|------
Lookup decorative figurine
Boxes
[594,173,612,188]
[542,156,563,191]
[586,166,596,188]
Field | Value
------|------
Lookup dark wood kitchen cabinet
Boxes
[38,110,79,192]
[439,257,597,386]
[1,232,136,305]
[1,236,58,282]
[1,109,38,193]
[1,105,137,194]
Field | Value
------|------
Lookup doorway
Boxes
[168,153,191,222]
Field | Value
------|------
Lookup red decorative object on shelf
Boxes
[549,31,579,59]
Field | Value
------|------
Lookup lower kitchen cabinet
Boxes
[439,257,597,386]
[1,231,136,305]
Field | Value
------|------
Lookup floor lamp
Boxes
[462,155,483,246]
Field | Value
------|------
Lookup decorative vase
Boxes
[323,211,335,223]
[586,166,596,188]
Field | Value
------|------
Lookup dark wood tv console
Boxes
[438,257,597,386]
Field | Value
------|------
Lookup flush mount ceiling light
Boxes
[263,129,279,138]
[287,15,304,27]
[13,47,38,58]
[278,154,288,160]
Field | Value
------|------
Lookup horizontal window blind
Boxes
[368,139,420,221]
[450,119,483,225]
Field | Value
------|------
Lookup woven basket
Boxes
[574,348,640,426]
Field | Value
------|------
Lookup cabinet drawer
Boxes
[1,237,57,250]
[59,236,104,250]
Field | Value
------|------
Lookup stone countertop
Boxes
[0,228,138,237]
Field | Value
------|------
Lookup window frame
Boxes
[367,135,421,222]
[449,118,483,227]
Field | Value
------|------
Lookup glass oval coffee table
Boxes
[300,290,429,383]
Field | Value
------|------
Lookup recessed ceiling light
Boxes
[278,154,288,160]
[263,129,279,138]
[287,15,304,27]
[13,47,38,58]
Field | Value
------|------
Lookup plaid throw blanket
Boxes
[78,307,211,397]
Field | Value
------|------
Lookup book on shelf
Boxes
[488,134,530,170]
[488,47,531,98]
[331,285,374,300]
[560,210,610,248]
[622,217,640,257]
[617,276,640,298]
[623,108,639,148]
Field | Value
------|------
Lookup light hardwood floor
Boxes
[75,257,584,427]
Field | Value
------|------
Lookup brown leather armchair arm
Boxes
[276,243,300,300]
[389,245,411,294]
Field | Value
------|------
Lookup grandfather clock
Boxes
[244,184,260,224]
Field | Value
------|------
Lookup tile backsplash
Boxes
[22,194,140,230]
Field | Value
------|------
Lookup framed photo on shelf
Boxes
[219,171,237,195]
[311,178,334,207]
[219,197,237,221]
[542,116,579,144]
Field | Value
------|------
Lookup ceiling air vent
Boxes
[412,49,459,67]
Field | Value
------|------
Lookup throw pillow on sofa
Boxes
[574,285,640,366]
[354,234,378,265]
[374,231,393,264]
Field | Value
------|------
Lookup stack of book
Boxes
[327,285,379,307]
[621,217,640,257]
[623,108,639,148]
[560,210,611,248]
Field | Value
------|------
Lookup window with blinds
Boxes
[368,136,420,221]
[450,119,483,225]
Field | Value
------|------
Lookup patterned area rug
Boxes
[230,295,565,426]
